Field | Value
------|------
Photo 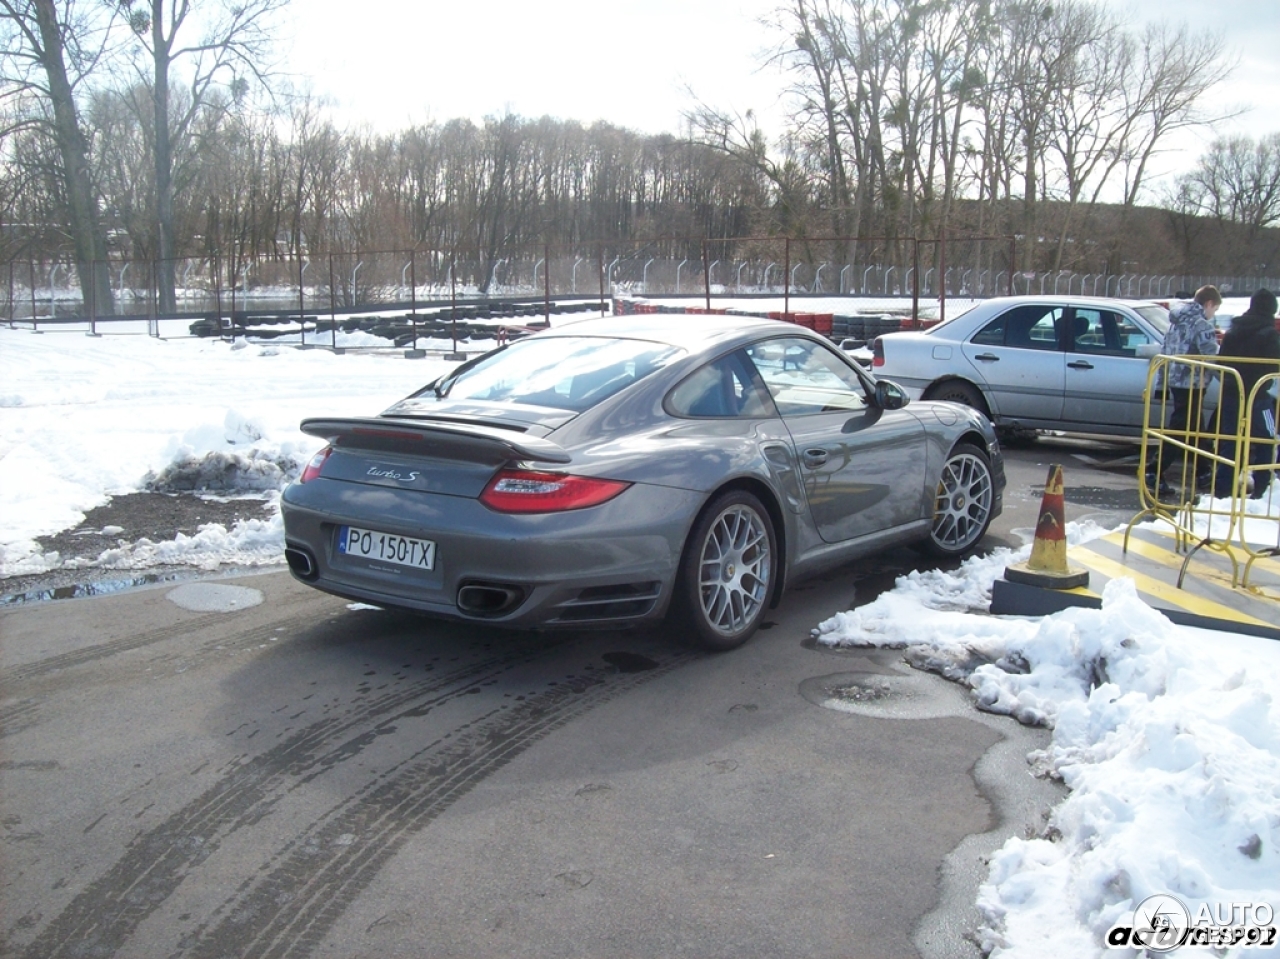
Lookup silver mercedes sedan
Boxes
[281,315,1004,650]
[871,295,1171,437]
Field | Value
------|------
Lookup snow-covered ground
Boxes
[1,297,1277,957]
[814,542,1280,957]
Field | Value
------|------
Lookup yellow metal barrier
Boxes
[1129,355,1280,591]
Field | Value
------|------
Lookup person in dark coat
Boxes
[1212,288,1280,499]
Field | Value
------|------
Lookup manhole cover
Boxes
[166,582,264,613]
[798,670,974,719]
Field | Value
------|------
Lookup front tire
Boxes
[674,490,776,652]
[922,443,995,557]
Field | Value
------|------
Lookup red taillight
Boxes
[299,446,332,483]
[479,469,630,513]
[872,336,885,368]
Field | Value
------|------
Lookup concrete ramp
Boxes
[991,524,1280,641]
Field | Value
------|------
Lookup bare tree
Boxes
[1114,23,1232,208]
[1,0,115,311]
[115,0,287,312]
[1182,134,1280,238]
[684,102,814,236]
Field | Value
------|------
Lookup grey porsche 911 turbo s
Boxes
[281,314,1004,650]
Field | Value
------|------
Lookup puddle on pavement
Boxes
[1,566,269,608]
[1038,484,1141,511]
[0,570,198,606]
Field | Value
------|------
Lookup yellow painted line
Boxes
[1122,524,1280,578]
[1094,531,1247,594]
[1064,585,1100,599]
[1066,548,1277,630]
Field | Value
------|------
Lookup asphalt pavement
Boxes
[0,433,1142,958]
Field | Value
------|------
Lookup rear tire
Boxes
[674,490,776,652]
[922,443,995,557]
[926,380,988,417]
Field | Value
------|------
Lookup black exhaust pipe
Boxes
[285,546,317,580]
[457,583,525,616]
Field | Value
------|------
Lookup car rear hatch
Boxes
[380,395,578,436]
[299,415,571,497]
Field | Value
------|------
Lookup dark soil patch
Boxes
[2,492,277,601]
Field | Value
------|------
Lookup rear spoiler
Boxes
[299,417,572,465]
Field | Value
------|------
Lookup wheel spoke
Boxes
[931,452,993,551]
[698,503,771,635]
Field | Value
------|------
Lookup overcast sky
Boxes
[284,0,1280,185]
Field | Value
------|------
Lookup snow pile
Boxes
[144,449,301,492]
[0,328,456,577]
[813,528,1280,958]
[78,508,286,573]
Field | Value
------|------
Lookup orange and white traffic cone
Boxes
[1004,464,1090,590]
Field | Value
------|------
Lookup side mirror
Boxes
[874,379,908,410]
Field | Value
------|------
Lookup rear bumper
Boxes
[281,479,703,628]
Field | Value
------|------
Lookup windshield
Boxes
[425,335,684,412]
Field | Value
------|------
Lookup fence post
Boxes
[939,232,948,324]
[702,239,711,312]
[598,246,605,315]
[446,254,464,360]
[89,259,98,335]
[328,254,337,351]
[783,238,791,317]
[149,260,158,336]
[411,250,419,350]
[911,238,920,322]
[299,256,307,348]
[543,242,551,324]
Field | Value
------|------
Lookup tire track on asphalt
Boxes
[175,651,694,959]
[0,612,236,742]
[0,612,230,693]
[0,603,341,737]
[0,698,41,737]
[11,634,586,959]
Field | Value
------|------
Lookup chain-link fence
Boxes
[5,238,1278,327]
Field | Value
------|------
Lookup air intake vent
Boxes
[552,582,662,622]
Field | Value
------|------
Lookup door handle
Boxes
[1068,360,1094,369]
[802,448,829,468]
[973,352,999,362]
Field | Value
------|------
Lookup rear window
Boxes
[425,335,684,412]
[1134,304,1169,335]
[971,304,1064,350]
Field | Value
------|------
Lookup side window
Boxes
[1070,309,1109,352]
[1115,314,1154,355]
[972,305,1064,351]
[1071,310,1148,356]
[744,337,870,416]
[668,351,773,418]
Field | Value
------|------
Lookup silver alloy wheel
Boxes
[931,449,994,553]
[698,502,771,636]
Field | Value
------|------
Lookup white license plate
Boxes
[338,526,436,571]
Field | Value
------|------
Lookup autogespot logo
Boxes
[1106,894,1277,951]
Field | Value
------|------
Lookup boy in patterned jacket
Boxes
[1144,285,1221,494]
